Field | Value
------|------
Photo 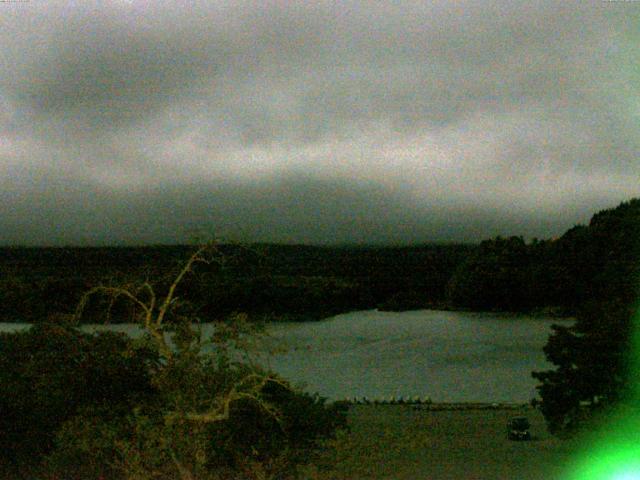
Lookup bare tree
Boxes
[74,243,292,480]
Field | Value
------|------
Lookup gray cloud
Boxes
[0,1,638,245]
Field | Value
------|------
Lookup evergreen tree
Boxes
[532,199,640,436]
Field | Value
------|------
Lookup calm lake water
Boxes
[0,310,573,403]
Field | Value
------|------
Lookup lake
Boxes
[0,309,573,403]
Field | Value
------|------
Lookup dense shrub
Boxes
[40,321,347,479]
[205,378,348,478]
[0,318,157,473]
[46,370,347,480]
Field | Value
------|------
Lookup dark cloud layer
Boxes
[0,1,638,245]
[0,174,597,246]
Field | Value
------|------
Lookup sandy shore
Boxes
[307,404,582,480]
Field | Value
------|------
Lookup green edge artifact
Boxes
[564,304,640,480]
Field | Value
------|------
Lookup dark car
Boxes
[507,416,531,440]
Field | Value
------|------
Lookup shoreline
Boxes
[336,400,533,410]
[0,304,576,326]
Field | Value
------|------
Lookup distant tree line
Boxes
[0,244,473,323]
[446,199,640,314]
[0,200,638,324]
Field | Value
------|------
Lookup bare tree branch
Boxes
[166,373,290,428]
[156,244,214,328]
[74,243,228,362]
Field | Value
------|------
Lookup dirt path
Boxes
[308,404,582,479]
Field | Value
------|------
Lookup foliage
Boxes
[446,236,532,311]
[2,199,638,320]
[532,199,640,436]
[448,198,640,313]
[0,243,473,323]
[36,244,347,480]
[532,301,635,436]
[0,316,157,470]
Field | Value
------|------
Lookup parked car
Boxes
[507,416,531,440]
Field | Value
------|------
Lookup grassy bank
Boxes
[0,403,589,479]
[305,404,581,480]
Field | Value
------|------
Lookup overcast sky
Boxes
[0,1,638,246]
